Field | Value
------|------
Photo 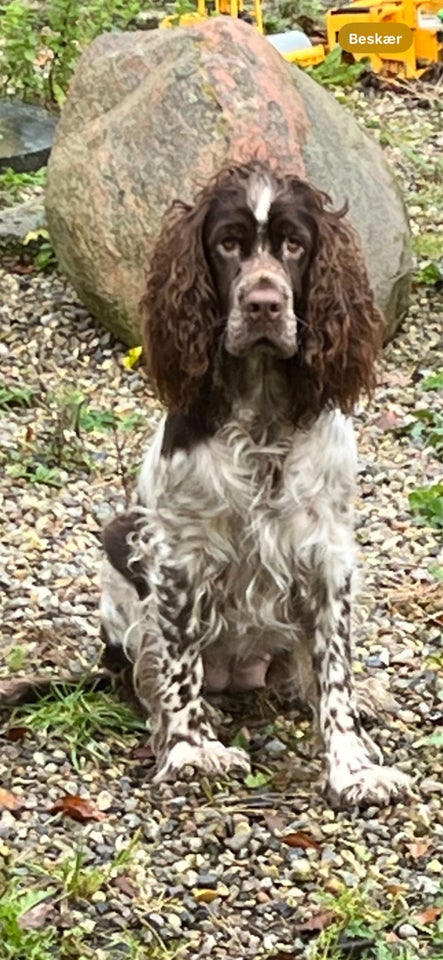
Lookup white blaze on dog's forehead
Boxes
[247,176,274,226]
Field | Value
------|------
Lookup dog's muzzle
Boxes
[226,254,297,357]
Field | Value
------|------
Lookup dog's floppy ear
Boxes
[303,189,383,412]
[140,197,218,412]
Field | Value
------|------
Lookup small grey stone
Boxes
[196,873,218,889]
[148,913,164,928]
[265,738,287,755]
[94,901,110,916]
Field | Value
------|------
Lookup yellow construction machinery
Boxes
[161,0,443,78]
[327,0,443,77]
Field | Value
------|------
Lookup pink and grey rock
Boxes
[45,17,411,345]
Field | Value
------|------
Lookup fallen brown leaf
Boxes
[9,262,35,275]
[0,787,24,812]
[281,830,321,851]
[381,370,411,388]
[373,410,404,431]
[112,876,140,898]
[262,811,289,835]
[406,841,432,859]
[295,910,336,935]
[49,795,106,822]
[268,954,298,960]
[385,883,408,896]
[5,726,28,743]
[19,899,56,930]
[411,906,442,926]
[130,743,155,761]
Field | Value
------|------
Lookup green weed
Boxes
[5,458,64,487]
[7,646,27,673]
[416,262,443,286]
[396,408,443,460]
[0,837,150,959]
[44,388,146,437]
[1,386,146,487]
[33,837,139,900]
[0,0,146,105]
[306,885,421,960]
[265,0,325,29]
[392,372,443,530]
[413,232,443,286]
[0,877,57,960]
[23,227,57,271]
[0,167,47,208]
[408,483,443,529]
[428,562,443,581]
[306,47,369,88]
[421,370,443,392]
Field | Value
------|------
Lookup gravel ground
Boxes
[0,81,442,959]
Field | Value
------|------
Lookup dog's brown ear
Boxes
[140,198,218,412]
[303,197,383,412]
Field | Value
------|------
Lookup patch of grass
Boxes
[79,405,146,434]
[9,686,146,770]
[377,124,443,188]
[53,848,110,900]
[0,887,56,960]
[0,383,35,410]
[393,373,443,530]
[408,183,443,211]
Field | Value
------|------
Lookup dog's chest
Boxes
[140,412,357,639]
[157,431,299,634]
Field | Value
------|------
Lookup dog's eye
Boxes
[283,237,303,258]
[220,237,240,255]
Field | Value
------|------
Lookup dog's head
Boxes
[141,162,382,415]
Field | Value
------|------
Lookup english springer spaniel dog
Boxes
[100,161,411,807]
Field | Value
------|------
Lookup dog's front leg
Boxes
[133,561,250,782]
[312,574,411,808]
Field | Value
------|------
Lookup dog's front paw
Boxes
[153,740,251,783]
[330,764,412,809]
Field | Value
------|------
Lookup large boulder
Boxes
[45,18,411,344]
